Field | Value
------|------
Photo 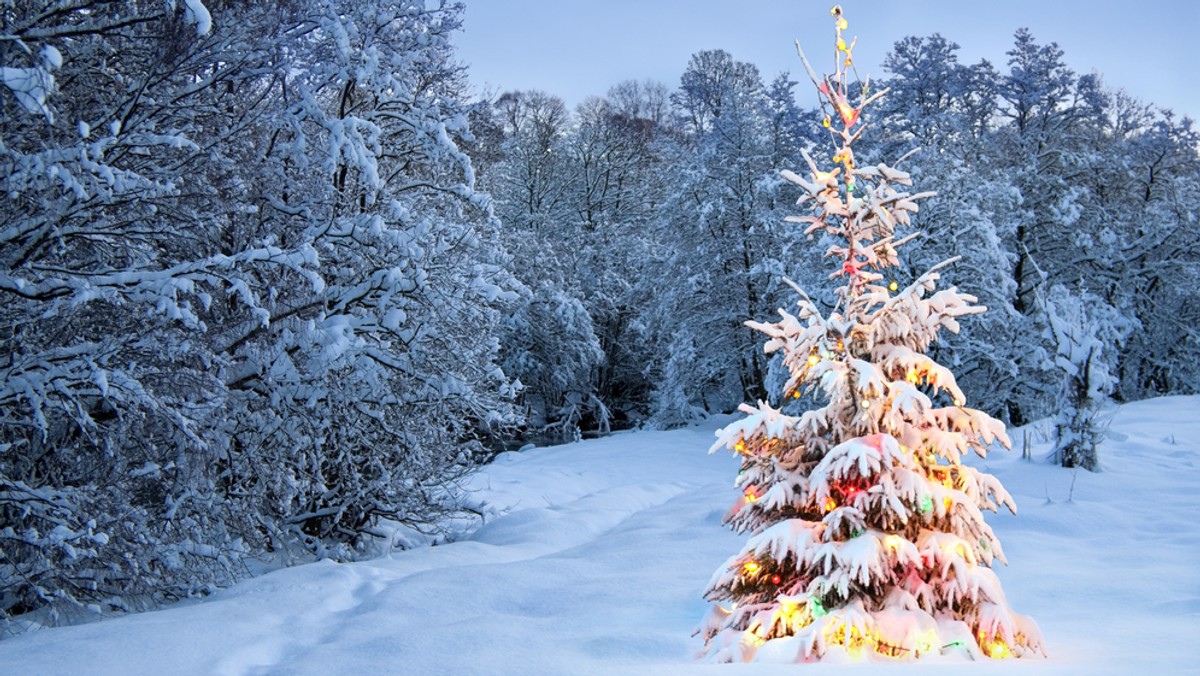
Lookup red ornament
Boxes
[771,574,783,585]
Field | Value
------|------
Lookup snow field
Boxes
[0,397,1197,675]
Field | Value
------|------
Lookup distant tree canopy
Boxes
[480,30,1198,434]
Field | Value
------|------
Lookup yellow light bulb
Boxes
[838,18,848,30]
[734,441,746,453]
[792,391,802,399]
[837,38,847,52]
[860,399,870,409]
[823,496,837,513]
[889,280,899,292]
[808,354,820,366]
[743,561,760,574]
[822,115,831,128]
[907,370,919,383]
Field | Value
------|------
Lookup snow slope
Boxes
[2,396,1198,675]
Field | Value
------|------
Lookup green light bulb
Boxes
[811,598,827,617]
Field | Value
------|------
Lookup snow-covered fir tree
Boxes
[698,7,1044,662]
[1041,285,1133,470]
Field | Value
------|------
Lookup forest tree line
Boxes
[1,0,1197,625]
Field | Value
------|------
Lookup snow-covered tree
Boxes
[0,0,308,624]
[698,8,1043,662]
[1092,105,1200,403]
[1041,286,1134,470]
[479,90,613,437]
[475,82,675,435]
[1,0,520,624]
[645,50,787,425]
[870,41,1028,422]
[219,0,520,552]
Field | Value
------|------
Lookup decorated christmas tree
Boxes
[698,6,1045,663]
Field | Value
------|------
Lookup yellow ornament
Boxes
[888,280,899,292]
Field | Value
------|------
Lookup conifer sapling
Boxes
[697,6,1045,663]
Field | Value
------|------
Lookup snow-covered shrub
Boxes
[1,0,518,625]
[1041,286,1135,470]
[501,283,606,438]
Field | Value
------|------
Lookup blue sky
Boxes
[454,0,1199,120]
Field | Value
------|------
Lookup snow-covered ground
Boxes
[2,396,1198,675]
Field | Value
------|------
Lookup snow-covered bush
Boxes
[1,0,518,625]
[1041,286,1135,470]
